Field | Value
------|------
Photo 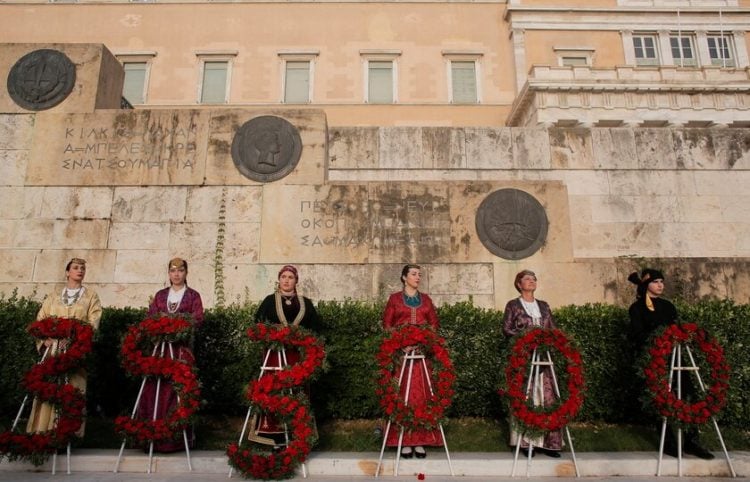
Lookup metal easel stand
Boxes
[375,349,454,477]
[113,340,193,474]
[229,346,308,479]
[511,348,579,478]
[13,346,73,475]
[656,343,736,478]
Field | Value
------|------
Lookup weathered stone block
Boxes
[422,127,466,169]
[635,129,678,169]
[719,195,750,223]
[379,127,423,168]
[464,127,512,168]
[95,283,163,309]
[32,249,116,283]
[0,149,29,186]
[561,171,610,196]
[169,222,218,264]
[0,249,36,282]
[672,129,717,169]
[676,195,722,222]
[633,195,680,223]
[223,223,261,264]
[112,187,187,222]
[108,222,170,250]
[592,128,637,169]
[589,195,637,223]
[427,264,493,295]
[512,128,550,169]
[711,129,750,170]
[39,187,113,219]
[185,186,262,223]
[694,171,750,195]
[113,249,168,283]
[0,114,33,149]
[14,219,109,249]
[607,171,696,196]
[549,128,593,169]
[0,186,42,219]
[328,127,378,169]
[0,44,123,113]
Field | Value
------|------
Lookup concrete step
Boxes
[0,450,747,477]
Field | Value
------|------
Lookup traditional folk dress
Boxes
[502,297,563,452]
[382,291,444,448]
[249,291,321,446]
[27,286,102,437]
[136,286,204,452]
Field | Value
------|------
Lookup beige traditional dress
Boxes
[26,286,102,437]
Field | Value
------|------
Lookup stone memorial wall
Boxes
[2,43,750,310]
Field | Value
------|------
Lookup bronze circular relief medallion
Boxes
[475,188,548,260]
[7,49,77,111]
[231,115,302,182]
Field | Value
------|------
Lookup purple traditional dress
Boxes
[382,291,444,448]
[502,297,563,452]
[136,286,204,452]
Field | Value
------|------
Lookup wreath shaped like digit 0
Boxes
[501,328,584,433]
[375,324,456,431]
[643,323,729,425]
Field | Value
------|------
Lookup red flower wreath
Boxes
[227,323,325,480]
[375,324,456,430]
[0,317,93,466]
[500,328,585,433]
[643,323,729,425]
[113,315,201,444]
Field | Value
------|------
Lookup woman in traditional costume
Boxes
[628,269,714,460]
[27,258,102,437]
[502,269,561,458]
[249,265,321,448]
[136,257,204,452]
[382,264,442,459]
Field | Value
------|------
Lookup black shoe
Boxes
[519,447,535,458]
[414,446,426,459]
[400,447,413,459]
[685,442,715,460]
[663,445,678,458]
[541,449,561,458]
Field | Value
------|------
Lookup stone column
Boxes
[658,30,674,66]
[511,28,527,95]
[621,30,636,65]
[696,30,712,66]
[733,30,749,68]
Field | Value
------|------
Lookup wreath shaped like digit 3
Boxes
[0,317,93,466]
[226,323,325,480]
[501,327,584,433]
[643,323,729,425]
[113,315,201,444]
[375,324,456,431]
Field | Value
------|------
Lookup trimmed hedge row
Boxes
[0,292,748,429]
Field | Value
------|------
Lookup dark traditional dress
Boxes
[382,291,444,447]
[136,286,203,452]
[502,297,563,451]
[249,291,321,446]
[629,294,704,451]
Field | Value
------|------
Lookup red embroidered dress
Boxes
[382,291,444,447]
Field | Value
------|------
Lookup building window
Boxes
[633,35,659,65]
[122,62,148,105]
[670,34,697,66]
[554,47,594,67]
[200,61,229,103]
[708,34,735,67]
[367,61,394,104]
[561,56,588,66]
[284,61,311,104]
[450,61,478,104]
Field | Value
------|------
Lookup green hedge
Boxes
[0,293,748,430]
